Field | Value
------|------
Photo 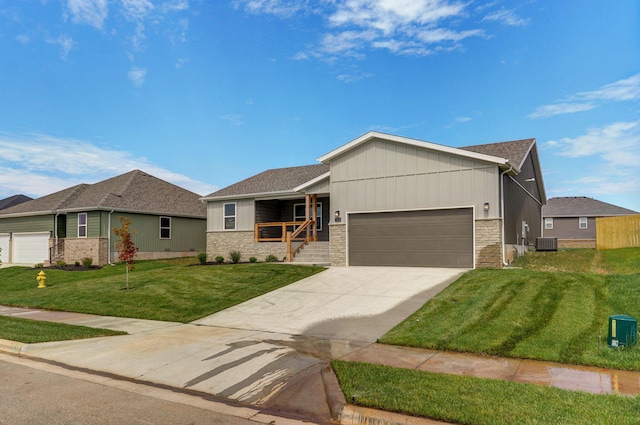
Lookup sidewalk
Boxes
[2,305,640,425]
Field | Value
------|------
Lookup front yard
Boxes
[334,247,640,424]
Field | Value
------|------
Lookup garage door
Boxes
[348,208,474,268]
[0,234,9,264]
[13,232,50,265]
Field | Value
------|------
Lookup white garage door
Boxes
[0,234,9,264]
[13,232,50,265]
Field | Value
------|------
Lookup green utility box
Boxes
[608,315,638,348]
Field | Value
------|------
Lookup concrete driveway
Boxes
[11,266,465,421]
[193,266,465,342]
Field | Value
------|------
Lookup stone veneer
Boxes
[329,223,346,266]
[207,231,287,263]
[63,238,109,266]
[475,218,503,268]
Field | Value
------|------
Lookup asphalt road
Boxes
[0,355,268,425]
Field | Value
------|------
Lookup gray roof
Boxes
[0,194,33,210]
[543,197,638,218]
[204,164,329,199]
[461,138,535,170]
[0,170,206,218]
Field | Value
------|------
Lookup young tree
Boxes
[112,216,138,289]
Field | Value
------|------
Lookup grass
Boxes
[0,316,125,343]
[333,361,640,425]
[380,247,640,371]
[0,258,324,323]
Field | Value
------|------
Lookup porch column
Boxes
[305,194,311,241]
[312,194,318,241]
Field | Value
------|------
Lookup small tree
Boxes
[112,216,138,289]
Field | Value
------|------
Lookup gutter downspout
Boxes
[500,165,514,266]
[108,210,114,264]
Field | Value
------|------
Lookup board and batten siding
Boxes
[207,199,255,231]
[0,215,54,234]
[67,211,102,238]
[330,139,500,217]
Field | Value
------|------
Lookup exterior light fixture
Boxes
[335,210,342,222]
[484,202,490,212]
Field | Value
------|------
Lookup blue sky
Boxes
[1,0,639,212]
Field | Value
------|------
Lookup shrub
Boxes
[75,261,80,267]
[82,257,93,268]
[197,252,208,264]
[215,256,225,264]
[265,254,279,263]
[229,250,242,264]
[249,256,257,263]
[34,263,44,269]
[56,260,67,268]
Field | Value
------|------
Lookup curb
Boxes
[0,338,28,354]
[340,405,451,425]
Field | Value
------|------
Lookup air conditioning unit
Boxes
[536,237,558,251]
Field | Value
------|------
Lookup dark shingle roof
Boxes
[543,197,638,217]
[460,139,535,170]
[0,194,33,210]
[205,164,329,198]
[0,170,206,218]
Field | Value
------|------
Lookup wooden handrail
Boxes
[286,220,315,262]
[254,220,317,262]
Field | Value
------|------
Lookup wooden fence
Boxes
[596,214,640,250]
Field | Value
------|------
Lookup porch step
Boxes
[292,241,330,265]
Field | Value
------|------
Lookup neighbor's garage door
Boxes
[13,232,50,265]
[348,208,474,268]
[0,234,9,263]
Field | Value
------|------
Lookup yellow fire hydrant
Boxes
[36,270,47,288]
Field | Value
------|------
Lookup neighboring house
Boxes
[0,195,32,211]
[542,197,639,248]
[0,170,206,266]
[203,131,546,268]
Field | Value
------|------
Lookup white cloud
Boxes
[0,132,217,197]
[482,8,529,26]
[128,66,147,87]
[45,34,75,59]
[16,34,30,44]
[121,0,154,22]
[530,73,640,119]
[66,0,109,29]
[234,0,311,18]
[219,114,245,126]
[547,121,640,160]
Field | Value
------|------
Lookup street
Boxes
[0,354,284,425]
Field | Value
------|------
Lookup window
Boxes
[160,217,171,239]
[544,218,553,230]
[78,213,87,238]
[294,202,322,231]
[579,217,588,229]
[224,203,236,230]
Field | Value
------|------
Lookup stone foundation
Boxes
[206,231,288,263]
[329,223,346,266]
[475,219,503,268]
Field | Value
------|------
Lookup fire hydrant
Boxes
[36,270,47,288]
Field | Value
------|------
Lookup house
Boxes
[0,195,32,211]
[203,131,546,268]
[542,197,638,248]
[0,170,206,266]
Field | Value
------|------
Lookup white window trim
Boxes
[223,202,237,231]
[544,217,553,230]
[293,202,322,231]
[160,216,171,239]
[78,212,88,238]
[579,217,588,229]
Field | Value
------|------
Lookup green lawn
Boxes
[381,248,640,371]
[336,248,640,424]
[0,316,125,343]
[333,361,640,425]
[0,258,324,323]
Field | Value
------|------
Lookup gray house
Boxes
[0,170,206,266]
[203,132,546,268]
[542,197,638,248]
